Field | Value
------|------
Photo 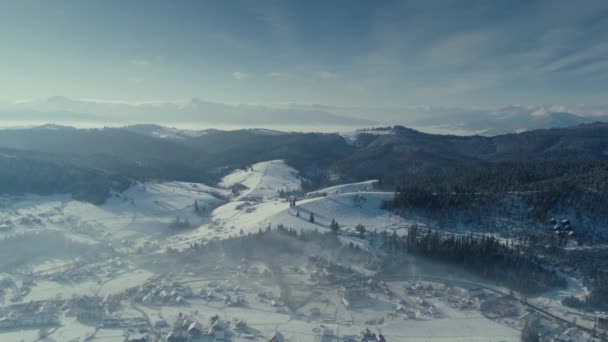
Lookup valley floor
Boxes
[0,160,597,341]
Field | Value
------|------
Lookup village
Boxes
[0,161,606,341]
[1,232,606,342]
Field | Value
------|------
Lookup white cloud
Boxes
[232,71,249,80]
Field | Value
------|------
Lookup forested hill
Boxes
[334,123,608,181]
[0,122,606,202]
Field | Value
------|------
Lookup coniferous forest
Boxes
[381,226,566,294]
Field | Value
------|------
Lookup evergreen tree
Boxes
[355,224,366,237]
[330,218,340,234]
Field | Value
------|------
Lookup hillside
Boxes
[0,123,606,204]
[334,123,608,180]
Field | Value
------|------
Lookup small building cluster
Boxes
[166,313,232,342]
[0,301,59,330]
[549,218,577,246]
[129,281,193,306]
[338,286,369,308]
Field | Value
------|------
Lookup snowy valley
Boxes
[0,158,603,342]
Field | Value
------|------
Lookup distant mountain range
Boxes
[0,96,375,128]
[1,97,606,135]
[399,105,606,136]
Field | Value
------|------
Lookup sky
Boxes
[1,0,608,109]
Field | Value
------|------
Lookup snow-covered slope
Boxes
[219,160,301,200]
[308,180,378,197]
[274,192,401,233]
[122,124,210,140]
[178,190,410,245]
[340,128,395,144]
[0,181,230,246]
[0,160,580,342]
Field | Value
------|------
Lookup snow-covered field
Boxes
[0,159,587,341]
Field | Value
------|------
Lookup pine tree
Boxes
[330,218,339,234]
[356,224,366,237]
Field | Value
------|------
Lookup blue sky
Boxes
[1,0,607,108]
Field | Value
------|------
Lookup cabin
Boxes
[596,312,608,332]
[269,331,284,342]
[166,329,187,342]
[188,321,203,338]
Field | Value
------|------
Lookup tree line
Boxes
[381,226,566,294]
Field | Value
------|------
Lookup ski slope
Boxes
[174,163,408,244]
[179,191,410,245]
[219,160,301,200]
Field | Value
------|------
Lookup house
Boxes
[235,319,246,332]
[0,313,59,329]
[596,312,608,332]
[125,333,149,342]
[155,320,169,328]
[76,310,103,323]
[321,328,336,342]
[166,329,187,342]
[519,311,540,328]
[188,321,203,338]
[337,286,367,308]
[269,331,284,342]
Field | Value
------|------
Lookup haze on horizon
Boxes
[1,0,608,134]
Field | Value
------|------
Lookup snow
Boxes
[176,190,410,246]
[65,181,228,242]
[219,160,301,200]
[97,269,155,296]
[269,192,405,234]
[247,128,286,136]
[24,280,100,302]
[133,125,210,140]
[0,159,586,341]
[0,329,39,342]
[41,317,96,341]
[307,180,379,197]
[340,128,395,144]
[528,272,594,330]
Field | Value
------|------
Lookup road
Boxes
[378,274,597,335]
